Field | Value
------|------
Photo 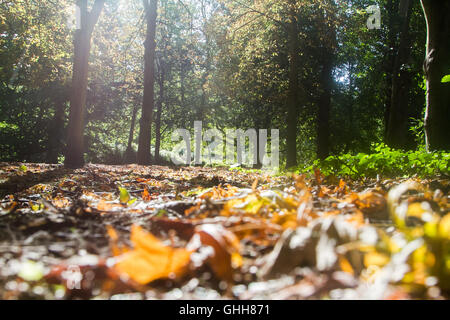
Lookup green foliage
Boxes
[409,116,426,150]
[441,75,450,83]
[303,143,449,178]
[228,166,262,174]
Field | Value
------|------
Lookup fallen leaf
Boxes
[114,225,192,285]
[189,224,241,281]
[118,187,131,204]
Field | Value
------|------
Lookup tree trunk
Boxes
[155,63,164,163]
[198,0,212,123]
[317,3,336,160]
[137,0,158,165]
[65,0,105,168]
[420,0,450,151]
[317,54,333,160]
[47,98,66,164]
[383,0,397,139]
[386,0,413,149]
[286,3,299,169]
[124,104,139,163]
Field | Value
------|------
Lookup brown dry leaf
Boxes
[200,184,238,200]
[347,191,388,219]
[271,210,300,229]
[191,224,242,281]
[319,186,331,197]
[252,179,259,191]
[97,200,121,211]
[114,225,192,285]
[52,196,70,208]
[314,168,324,185]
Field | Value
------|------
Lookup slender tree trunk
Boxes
[420,0,450,151]
[198,0,211,123]
[347,63,355,150]
[317,3,336,160]
[47,98,66,164]
[125,104,139,163]
[317,54,333,160]
[386,0,413,149]
[65,0,105,168]
[180,62,186,109]
[286,3,299,169]
[155,64,164,163]
[137,0,158,165]
[383,0,397,139]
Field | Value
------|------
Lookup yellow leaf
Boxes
[439,214,450,238]
[364,252,390,268]
[339,256,354,275]
[231,252,243,268]
[407,202,426,218]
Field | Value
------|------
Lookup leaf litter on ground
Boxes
[0,163,449,300]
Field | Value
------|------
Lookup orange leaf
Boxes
[314,168,323,185]
[193,224,241,281]
[142,188,152,202]
[106,225,124,256]
[251,179,259,191]
[97,200,121,211]
[339,256,354,276]
[337,179,347,194]
[114,225,192,285]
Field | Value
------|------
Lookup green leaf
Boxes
[19,165,27,172]
[18,260,44,282]
[156,209,167,217]
[441,75,450,83]
[118,187,131,204]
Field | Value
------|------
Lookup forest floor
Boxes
[0,163,449,300]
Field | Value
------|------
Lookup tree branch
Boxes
[87,0,106,34]
[231,0,285,29]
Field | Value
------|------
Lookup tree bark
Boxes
[155,61,164,163]
[386,0,413,149]
[65,0,105,168]
[317,3,336,160]
[420,0,450,151]
[125,104,139,163]
[286,2,299,169]
[383,0,397,139]
[198,0,212,123]
[137,0,158,165]
[47,97,66,164]
[317,54,333,160]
